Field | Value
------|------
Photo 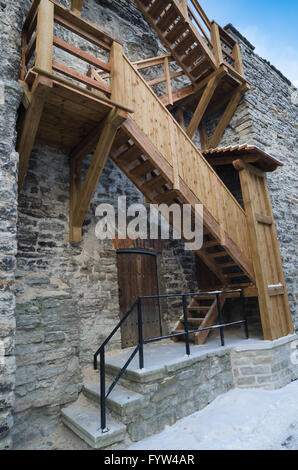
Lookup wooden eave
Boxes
[203,145,284,172]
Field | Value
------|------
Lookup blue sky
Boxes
[198,0,298,87]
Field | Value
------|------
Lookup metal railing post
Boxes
[183,295,191,356]
[138,298,144,369]
[240,289,249,339]
[216,293,225,346]
[100,348,108,433]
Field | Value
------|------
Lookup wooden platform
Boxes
[34,79,116,151]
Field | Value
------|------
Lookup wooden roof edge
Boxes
[203,144,284,172]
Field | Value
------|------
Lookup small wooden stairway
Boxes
[134,0,218,84]
[171,294,226,345]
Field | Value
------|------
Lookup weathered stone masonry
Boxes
[0,0,297,450]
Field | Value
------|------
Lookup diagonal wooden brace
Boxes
[69,108,127,242]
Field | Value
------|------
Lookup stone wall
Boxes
[231,334,298,390]
[0,0,26,450]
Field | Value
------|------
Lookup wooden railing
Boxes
[20,0,121,98]
[177,0,244,77]
[120,54,252,261]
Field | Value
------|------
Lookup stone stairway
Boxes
[61,370,146,449]
[61,340,237,449]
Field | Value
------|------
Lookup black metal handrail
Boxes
[93,288,249,432]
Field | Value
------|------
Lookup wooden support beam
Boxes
[71,109,127,235]
[71,0,84,15]
[70,158,82,243]
[198,120,208,151]
[186,74,220,139]
[36,0,54,73]
[17,77,52,193]
[208,85,244,149]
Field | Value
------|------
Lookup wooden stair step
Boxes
[219,262,237,268]
[209,251,229,259]
[130,159,154,178]
[156,5,179,32]
[225,272,249,279]
[174,33,195,56]
[182,46,203,67]
[190,58,210,77]
[154,189,178,204]
[203,240,219,249]
[181,318,204,323]
[140,174,165,191]
[165,19,188,43]
[147,0,168,20]
[188,306,209,311]
[117,146,142,163]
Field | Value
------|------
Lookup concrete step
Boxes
[83,380,147,419]
[61,396,126,449]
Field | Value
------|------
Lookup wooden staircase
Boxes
[172,294,226,345]
[134,0,217,84]
[106,52,255,289]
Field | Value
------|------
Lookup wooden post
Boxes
[71,0,84,15]
[210,22,224,67]
[35,0,54,73]
[234,159,294,340]
[110,42,125,104]
[164,56,173,106]
[233,42,245,77]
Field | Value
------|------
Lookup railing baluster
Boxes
[216,293,225,346]
[183,295,191,356]
[100,348,108,433]
[241,289,249,339]
[138,298,144,369]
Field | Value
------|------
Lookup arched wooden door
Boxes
[117,249,161,348]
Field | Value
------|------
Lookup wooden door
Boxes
[117,250,161,348]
